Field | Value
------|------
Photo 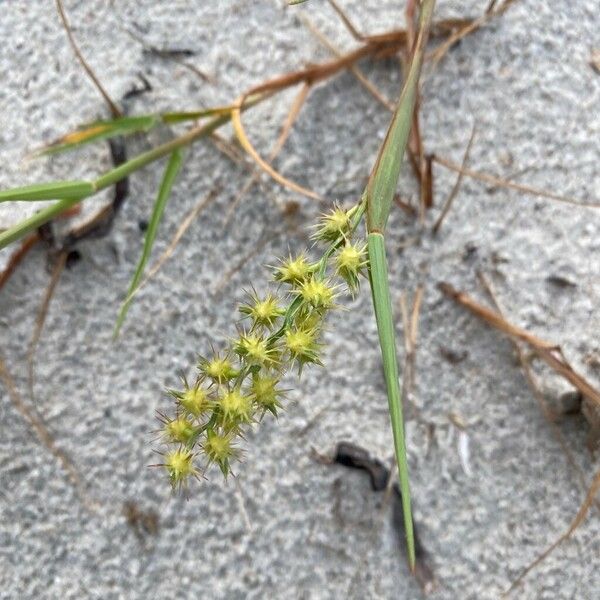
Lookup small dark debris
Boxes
[138,219,149,232]
[282,201,300,217]
[123,500,160,541]
[491,251,509,265]
[439,345,468,364]
[326,442,436,593]
[558,390,583,415]
[462,242,478,262]
[142,47,195,59]
[123,74,153,100]
[334,441,390,491]
[65,250,81,269]
[546,275,576,289]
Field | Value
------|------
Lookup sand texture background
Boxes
[0,1,599,598]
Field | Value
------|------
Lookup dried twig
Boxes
[28,251,68,400]
[433,155,600,209]
[0,354,96,510]
[55,0,121,117]
[224,82,313,224]
[299,14,394,111]
[438,282,600,410]
[0,233,41,291]
[505,469,600,595]
[477,272,599,512]
[429,0,519,66]
[326,0,364,41]
[432,124,476,233]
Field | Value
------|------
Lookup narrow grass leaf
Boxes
[367,232,415,570]
[366,0,435,232]
[0,198,80,249]
[0,181,94,202]
[114,149,184,336]
[363,0,436,573]
[40,107,237,155]
[161,106,235,124]
[0,111,234,250]
[39,116,158,155]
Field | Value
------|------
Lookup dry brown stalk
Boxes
[438,283,600,410]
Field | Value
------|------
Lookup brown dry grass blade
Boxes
[28,251,68,401]
[326,0,364,41]
[439,283,600,410]
[478,272,600,513]
[232,93,322,201]
[326,1,473,52]
[432,125,476,233]
[299,14,394,111]
[0,205,81,292]
[0,354,96,511]
[430,0,519,66]
[505,469,600,595]
[273,82,312,156]
[0,233,41,291]
[433,155,600,209]
[225,82,312,224]
[56,0,121,117]
[422,153,434,210]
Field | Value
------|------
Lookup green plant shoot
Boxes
[114,149,184,336]
[364,0,436,572]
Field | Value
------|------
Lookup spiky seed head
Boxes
[234,333,277,367]
[178,385,211,417]
[164,449,196,487]
[239,292,285,329]
[284,327,321,370]
[198,354,238,384]
[219,388,254,425]
[203,430,236,476]
[251,374,283,416]
[298,277,337,310]
[313,206,351,242]
[164,415,197,444]
[274,254,315,286]
[293,306,323,331]
[335,242,367,292]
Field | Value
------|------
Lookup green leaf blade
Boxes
[39,115,158,155]
[0,198,81,249]
[0,180,94,202]
[114,148,184,336]
[366,0,436,233]
[161,106,234,124]
[367,231,415,571]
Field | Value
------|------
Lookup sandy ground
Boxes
[0,1,599,599]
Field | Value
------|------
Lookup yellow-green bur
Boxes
[364,0,436,572]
